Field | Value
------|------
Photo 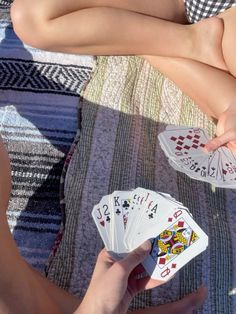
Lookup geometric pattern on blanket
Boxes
[0,3,94,272]
[0,0,11,7]
[47,56,236,313]
[0,58,91,95]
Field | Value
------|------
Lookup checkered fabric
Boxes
[184,0,236,23]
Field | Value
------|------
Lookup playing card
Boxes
[127,194,189,251]
[219,147,236,185]
[110,191,131,254]
[124,187,149,246]
[206,150,224,184]
[92,195,112,249]
[171,154,210,182]
[158,127,210,159]
[142,211,208,281]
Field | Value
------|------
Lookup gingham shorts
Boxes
[184,0,236,23]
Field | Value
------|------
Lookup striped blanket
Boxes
[0,2,94,272]
[47,56,236,314]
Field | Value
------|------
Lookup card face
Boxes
[172,154,210,181]
[158,127,210,159]
[129,196,186,250]
[124,187,149,246]
[206,150,223,183]
[111,191,131,253]
[220,147,236,183]
[92,197,111,249]
[142,211,208,281]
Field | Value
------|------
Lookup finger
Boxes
[118,241,151,275]
[204,129,236,152]
[92,249,115,280]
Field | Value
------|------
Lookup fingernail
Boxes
[140,240,152,252]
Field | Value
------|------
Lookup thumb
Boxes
[205,129,236,152]
[119,241,151,274]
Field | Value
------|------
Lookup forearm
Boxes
[0,212,64,314]
[144,55,236,118]
[0,137,62,313]
[28,265,81,314]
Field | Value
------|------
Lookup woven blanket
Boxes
[47,56,236,313]
[0,2,94,272]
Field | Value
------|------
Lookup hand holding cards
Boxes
[158,125,236,188]
[92,188,208,282]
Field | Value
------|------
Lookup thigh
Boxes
[218,6,236,77]
[17,0,187,23]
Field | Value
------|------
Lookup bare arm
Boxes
[0,137,65,314]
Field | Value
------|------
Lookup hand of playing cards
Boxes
[92,188,208,282]
[158,125,236,188]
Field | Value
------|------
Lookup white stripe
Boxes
[9,220,59,230]
[11,170,61,180]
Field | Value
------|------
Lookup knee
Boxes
[11,0,51,50]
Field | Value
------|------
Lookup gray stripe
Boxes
[46,99,99,290]
[69,57,129,294]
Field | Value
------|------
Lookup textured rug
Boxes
[0,2,94,272]
[47,56,236,314]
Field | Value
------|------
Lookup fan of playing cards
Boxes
[92,188,208,282]
[158,125,236,188]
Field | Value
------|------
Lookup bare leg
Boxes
[143,26,236,150]
[142,6,236,116]
[142,7,236,151]
[10,0,226,70]
[132,286,207,314]
[219,7,236,77]
[0,136,80,314]
[143,54,236,153]
[144,55,236,118]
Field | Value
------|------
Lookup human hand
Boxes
[204,102,236,153]
[77,241,165,314]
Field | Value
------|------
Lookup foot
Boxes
[131,286,207,314]
[190,17,227,71]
